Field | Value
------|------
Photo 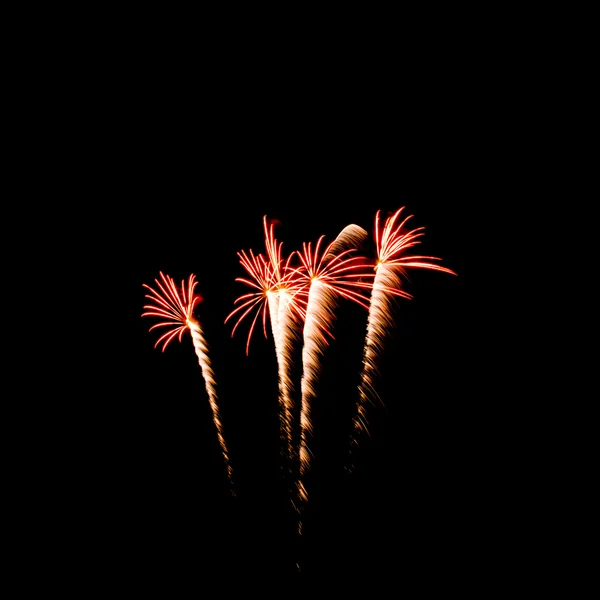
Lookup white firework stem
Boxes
[295,280,338,534]
[187,317,234,489]
[267,291,291,461]
[349,263,405,451]
[263,215,301,470]
[346,208,456,471]
[294,224,370,520]
[274,290,298,467]
[299,280,338,476]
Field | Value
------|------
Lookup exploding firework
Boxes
[289,223,372,525]
[347,207,457,469]
[142,271,235,492]
[225,216,302,472]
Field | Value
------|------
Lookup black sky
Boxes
[21,7,571,591]
[69,39,516,590]
[100,186,492,590]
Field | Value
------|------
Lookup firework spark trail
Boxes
[225,217,301,469]
[274,288,301,471]
[347,208,457,470]
[263,217,302,469]
[292,224,370,519]
[142,271,235,492]
[266,285,300,468]
[297,280,337,495]
[187,318,234,484]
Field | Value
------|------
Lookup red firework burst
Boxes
[141,271,201,351]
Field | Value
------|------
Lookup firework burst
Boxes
[142,271,235,492]
[289,223,371,526]
[347,207,457,470]
[225,216,302,472]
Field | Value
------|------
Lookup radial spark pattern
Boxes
[142,271,235,491]
[225,217,302,472]
[347,208,457,468]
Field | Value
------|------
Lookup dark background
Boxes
[45,30,530,592]
[102,190,493,590]
[14,5,580,592]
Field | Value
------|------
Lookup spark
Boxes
[347,208,457,469]
[224,246,275,356]
[291,224,371,518]
[142,271,235,492]
[225,217,302,473]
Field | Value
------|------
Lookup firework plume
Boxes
[347,208,456,469]
[225,217,302,471]
[142,271,235,492]
[291,224,371,522]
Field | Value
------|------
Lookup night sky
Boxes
[66,45,513,589]
[24,11,562,591]
[98,187,492,590]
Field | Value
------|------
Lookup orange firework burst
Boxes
[347,207,457,468]
[142,271,235,492]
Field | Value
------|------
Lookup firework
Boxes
[290,224,371,520]
[347,208,457,469]
[142,271,235,492]
[225,216,302,471]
